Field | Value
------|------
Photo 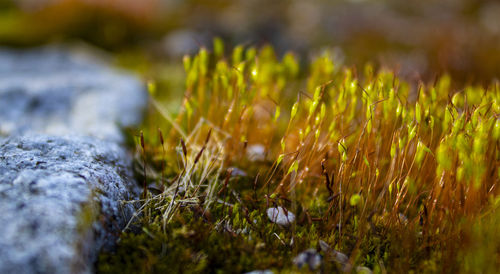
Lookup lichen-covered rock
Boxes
[0,46,147,143]
[0,134,139,274]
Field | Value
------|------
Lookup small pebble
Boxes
[266,206,295,226]
[229,167,248,177]
[293,248,322,270]
[245,270,273,274]
[246,144,266,161]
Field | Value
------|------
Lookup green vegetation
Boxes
[98,41,499,273]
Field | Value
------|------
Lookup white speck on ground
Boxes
[266,206,295,226]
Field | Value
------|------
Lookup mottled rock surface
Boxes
[0,135,139,274]
[0,47,146,273]
[0,46,147,143]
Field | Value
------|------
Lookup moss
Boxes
[98,205,293,273]
[98,175,393,273]
[100,41,499,273]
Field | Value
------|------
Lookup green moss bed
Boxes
[97,41,500,273]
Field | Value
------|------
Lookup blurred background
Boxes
[1,0,499,84]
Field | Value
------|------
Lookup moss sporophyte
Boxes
[98,40,500,273]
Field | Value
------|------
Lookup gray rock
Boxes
[0,46,147,143]
[0,46,146,273]
[0,134,139,274]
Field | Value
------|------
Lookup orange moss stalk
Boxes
[134,40,499,272]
